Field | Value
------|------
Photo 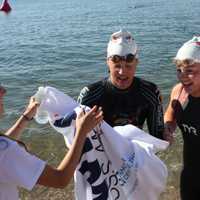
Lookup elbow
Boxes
[37,167,72,189]
[55,171,72,189]
[57,178,71,189]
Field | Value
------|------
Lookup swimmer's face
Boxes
[107,55,138,90]
[176,61,200,97]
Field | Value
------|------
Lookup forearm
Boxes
[57,129,86,182]
[163,104,177,144]
[164,107,177,132]
[37,129,87,188]
[5,114,31,140]
[164,121,177,133]
[5,97,37,139]
[36,106,103,188]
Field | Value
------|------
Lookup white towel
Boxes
[35,86,169,200]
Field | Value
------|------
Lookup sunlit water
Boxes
[1,0,200,199]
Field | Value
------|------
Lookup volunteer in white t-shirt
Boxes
[0,91,103,200]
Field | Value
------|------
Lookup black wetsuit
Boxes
[173,95,200,200]
[78,77,164,139]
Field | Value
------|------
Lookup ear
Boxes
[106,59,111,73]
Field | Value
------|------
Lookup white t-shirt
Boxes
[0,136,46,200]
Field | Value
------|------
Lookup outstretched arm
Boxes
[4,92,103,188]
[5,97,38,140]
[37,106,103,188]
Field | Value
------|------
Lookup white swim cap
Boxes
[107,30,138,58]
[174,36,200,63]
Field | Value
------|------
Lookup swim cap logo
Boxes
[195,41,200,46]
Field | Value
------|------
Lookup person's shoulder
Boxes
[137,77,159,91]
[78,78,107,104]
[79,79,105,95]
[171,83,186,99]
[171,83,182,93]
[136,77,162,103]
[0,136,13,152]
[86,78,106,90]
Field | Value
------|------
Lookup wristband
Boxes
[22,114,33,121]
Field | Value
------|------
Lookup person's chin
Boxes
[183,84,193,94]
[116,81,130,90]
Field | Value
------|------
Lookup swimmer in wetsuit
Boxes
[78,30,165,139]
[164,36,200,200]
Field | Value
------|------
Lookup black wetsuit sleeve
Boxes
[77,86,91,106]
[77,81,105,108]
[146,87,164,139]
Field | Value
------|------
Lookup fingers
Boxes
[77,106,103,128]
[87,106,103,118]
[87,105,97,115]
[30,96,39,105]
[89,106,103,125]
[29,96,40,109]
[94,109,103,122]
[163,130,174,145]
[24,96,40,118]
[77,108,85,119]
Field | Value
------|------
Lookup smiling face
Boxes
[107,56,138,90]
[176,60,200,97]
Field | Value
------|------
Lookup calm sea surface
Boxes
[0,0,200,199]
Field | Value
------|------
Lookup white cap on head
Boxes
[107,29,138,58]
[175,36,200,63]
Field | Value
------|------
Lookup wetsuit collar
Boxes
[107,77,137,93]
